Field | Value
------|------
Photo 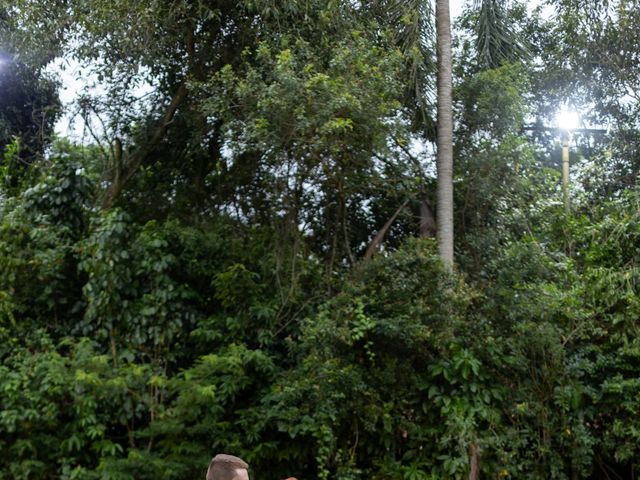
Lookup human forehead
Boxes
[234,468,250,480]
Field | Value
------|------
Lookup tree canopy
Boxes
[1,1,640,479]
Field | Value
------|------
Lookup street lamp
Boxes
[556,110,580,213]
[523,112,605,215]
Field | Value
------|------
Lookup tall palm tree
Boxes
[436,0,454,267]
[371,0,527,267]
[434,0,528,266]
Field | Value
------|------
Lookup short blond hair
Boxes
[206,454,249,480]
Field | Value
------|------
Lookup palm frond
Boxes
[474,0,530,69]
[370,0,437,138]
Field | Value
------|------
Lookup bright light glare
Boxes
[556,110,580,131]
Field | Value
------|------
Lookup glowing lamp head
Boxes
[556,110,580,131]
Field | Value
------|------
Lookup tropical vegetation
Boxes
[1,0,640,478]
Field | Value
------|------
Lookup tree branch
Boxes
[364,199,409,260]
[102,82,188,209]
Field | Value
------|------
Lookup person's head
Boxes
[206,454,249,480]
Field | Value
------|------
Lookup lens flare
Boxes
[556,110,580,131]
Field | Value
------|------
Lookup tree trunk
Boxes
[469,442,480,480]
[419,199,437,238]
[436,0,454,267]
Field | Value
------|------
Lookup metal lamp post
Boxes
[561,134,570,212]
[556,110,580,213]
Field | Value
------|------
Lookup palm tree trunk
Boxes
[436,0,454,267]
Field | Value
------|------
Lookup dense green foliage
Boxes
[0,55,59,189]
[2,0,640,479]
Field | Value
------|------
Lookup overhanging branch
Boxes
[102,81,188,209]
